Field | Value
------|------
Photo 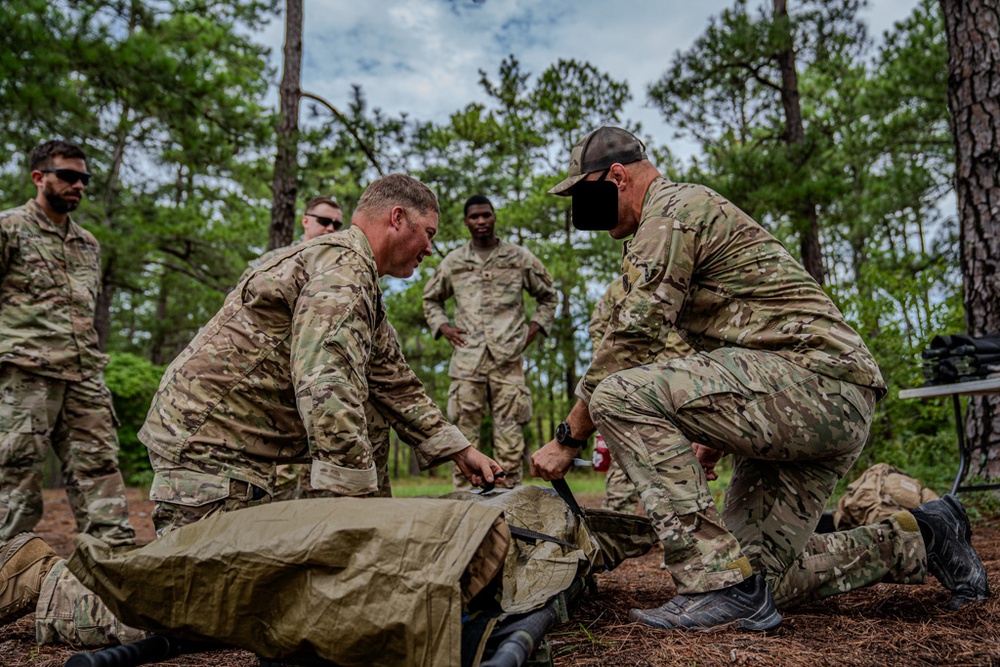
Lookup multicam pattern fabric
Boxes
[0,202,133,546]
[147,451,270,536]
[0,200,107,380]
[238,242,299,285]
[581,177,892,599]
[424,240,556,489]
[588,280,692,515]
[35,560,145,647]
[446,356,532,490]
[580,178,886,403]
[771,512,926,608]
[423,240,558,379]
[589,348,877,594]
[139,226,468,497]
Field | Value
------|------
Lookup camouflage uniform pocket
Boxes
[149,468,232,507]
[838,382,876,421]
[514,384,533,425]
[0,403,39,466]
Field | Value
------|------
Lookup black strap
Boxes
[551,478,585,519]
[507,525,577,551]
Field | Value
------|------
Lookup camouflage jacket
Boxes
[238,242,299,285]
[139,227,469,495]
[580,177,886,403]
[589,278,696,355]
[423,240,558,379]
[0,200,106,381]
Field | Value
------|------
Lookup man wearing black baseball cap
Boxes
[532,126,988,630]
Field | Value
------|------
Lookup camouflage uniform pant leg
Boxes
[52,374,136,546]
[35,559,145,647]
[589,348,875,595]
[148,452,271,538]
[601,459,639,514]
[0,366,51,539]
[772,512,926,609]
[483,359,531,489]
[447,378,489,491]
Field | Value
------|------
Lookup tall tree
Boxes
[648,0,869,284]
[269,0,303,250]
[940,0,1000,482]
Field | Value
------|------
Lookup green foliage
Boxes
[648,0,960,487]
[103,353,166,485]
[0,0,973,496]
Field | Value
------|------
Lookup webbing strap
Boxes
[507,525,577,550]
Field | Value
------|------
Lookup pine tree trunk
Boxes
[269,0,303,250]
[773,0,825,285]
[940,0,1000,481]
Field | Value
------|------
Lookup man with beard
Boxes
[0,140,135,546]
[423,195,558,490]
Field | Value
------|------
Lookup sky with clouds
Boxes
[254,0,924,163]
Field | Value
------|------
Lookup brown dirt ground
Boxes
[1,489,999,667]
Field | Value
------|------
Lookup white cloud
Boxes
[259,0,923,161]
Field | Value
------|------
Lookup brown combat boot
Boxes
[0,533,61,624]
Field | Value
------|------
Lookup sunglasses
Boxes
[307,214,343,230]
[41,168,91,186]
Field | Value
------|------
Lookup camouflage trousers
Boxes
[602,459,639,514]
[35,559,145,647]
[448,356,532,491]
[273,403,393,501]
[772,512,925,608]
[589,348,887,597]
[148,451,273,537]
[0,365,134,546]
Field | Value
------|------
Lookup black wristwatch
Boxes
[555,421,588,450]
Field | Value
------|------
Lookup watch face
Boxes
[556,422,569,442]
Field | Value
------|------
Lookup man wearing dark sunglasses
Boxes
[0,140,136,547]
[239,196,344,284]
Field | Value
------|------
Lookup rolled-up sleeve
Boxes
[291,262,379,496]
[367,319,470,468]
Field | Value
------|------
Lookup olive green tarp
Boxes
[67,485,656,667]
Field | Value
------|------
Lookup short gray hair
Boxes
[356,174,439,218]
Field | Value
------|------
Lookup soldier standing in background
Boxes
[0,140,135,546]
[423,195,558,490]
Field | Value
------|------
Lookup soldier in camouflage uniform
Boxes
[423,195,558,490]
[0,140,135,547]
[532,127,988,630]
[235,196,397,502]
[139,174,502,536]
